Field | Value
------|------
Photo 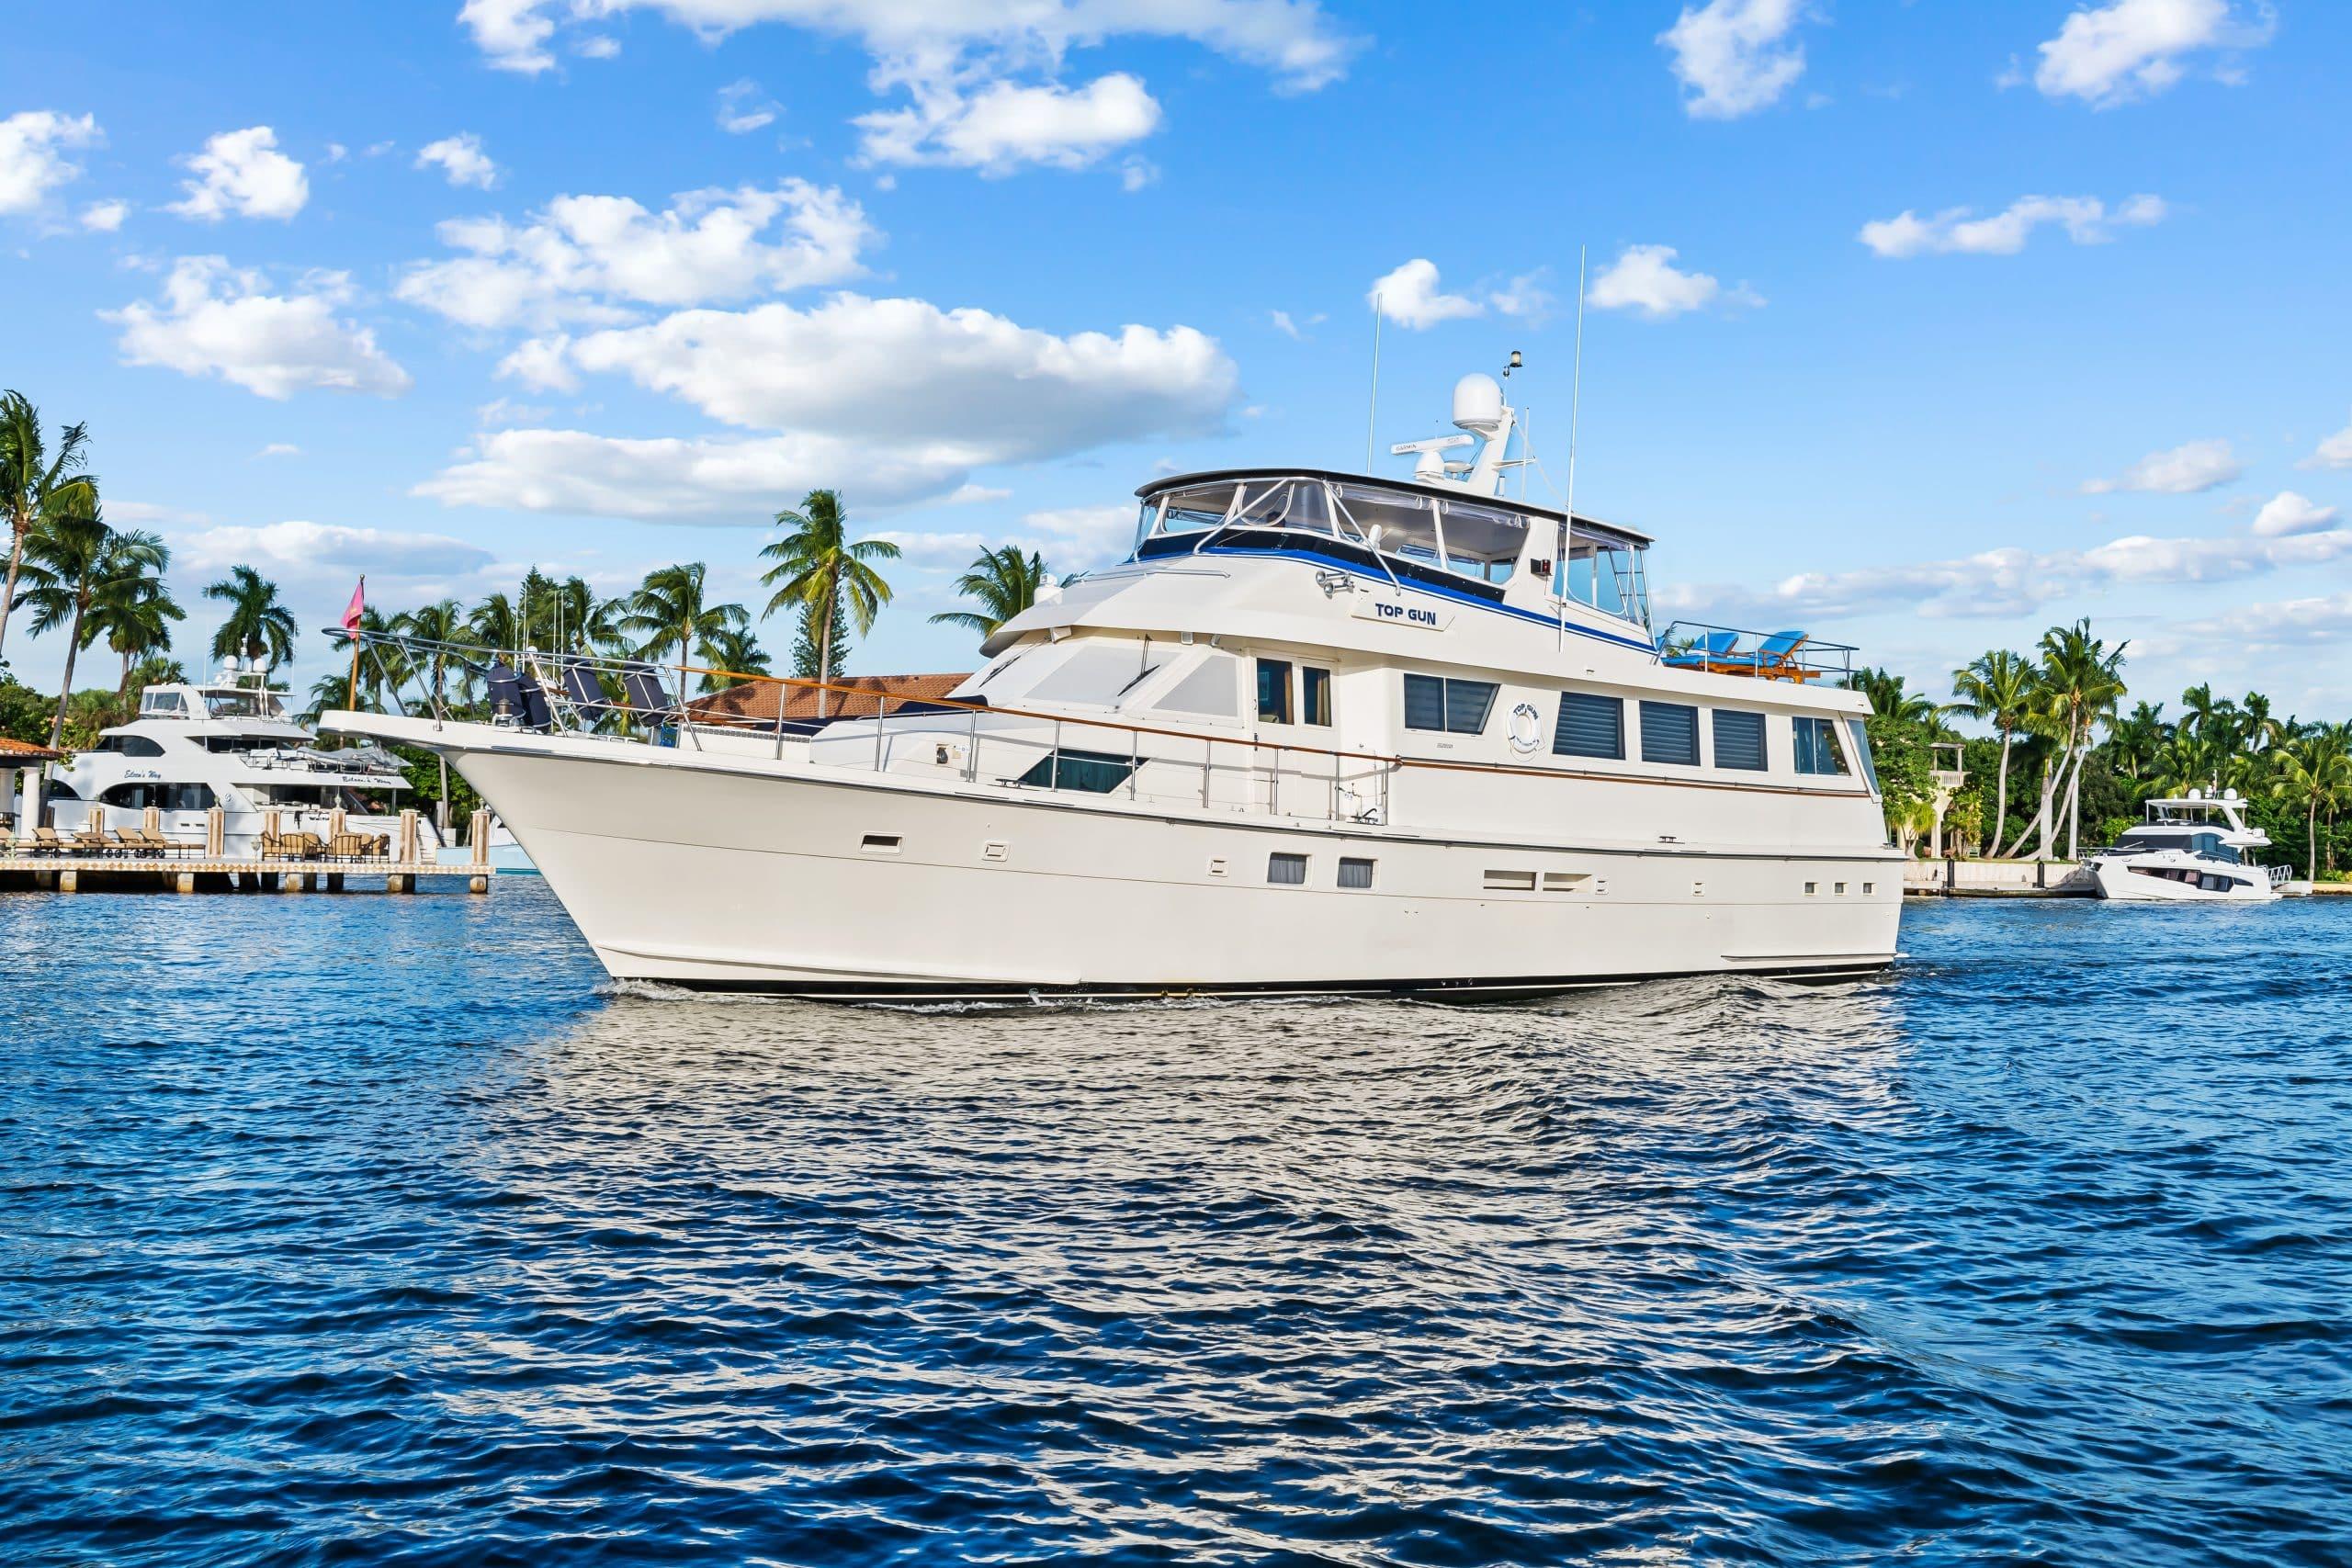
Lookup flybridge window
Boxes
[1156,483,1238,535]
[139,691,190,716]
[1235,479,1334,536]
[1557,536,1651,629]
[1438,499,1525,584]
[1335,485,1442,566]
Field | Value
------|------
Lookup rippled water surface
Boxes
[4,883,2349,1566]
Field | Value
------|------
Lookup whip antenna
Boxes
[1364,294,1384,473]
[1557,246,1586,649]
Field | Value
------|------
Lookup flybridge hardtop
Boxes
[325,367,1900,1000]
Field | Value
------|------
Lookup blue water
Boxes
[4,884,2348,1567]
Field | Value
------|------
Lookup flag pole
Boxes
[346,576,365,709]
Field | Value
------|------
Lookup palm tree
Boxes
[759,490,900,718]
[931,545,1048,637]
[1852,667,1950,733]
[85,538,185,704]
[390,597,477,828]
[2272,731,2352,880]
[205,565,298,670]
[542,575,624,653]
[12,516,171,747]
[0,390,101,661]
[467,592,522,656]
[696,624,770,691]
[2105,699,2167,782]
[2039,619,2128,860]
[1949,649,2035,852]
[623,562,748,702]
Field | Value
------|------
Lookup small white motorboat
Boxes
[2090,791,2289,902]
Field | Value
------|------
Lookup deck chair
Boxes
[70,828,112,856]
[104,829,147,857]
[34,827,67,856]
[328,832,371,862]
[1754,630,1811,680]
[1662,630,1740,670]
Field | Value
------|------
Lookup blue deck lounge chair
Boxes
[1663,629,1740,668]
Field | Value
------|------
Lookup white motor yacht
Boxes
[44,665,442,858]
[332,371,1904,1000]
[2090,792,2288,902]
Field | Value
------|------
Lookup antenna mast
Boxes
[1364,295,1384,473]
[1557,246,1586,649]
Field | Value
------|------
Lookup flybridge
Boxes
[1126,371,1657,632]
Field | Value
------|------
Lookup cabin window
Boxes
[1234,479,1333,536]
[1403,674,1498,735]
[1713,710,1767,772]
[1029,644,1148,706]
[1256,659,1294,724]
[1338,857,1374,889]
[139,692,186,716]
[1267,852,1307,886]
[1301,667,1332,727]
[1793,716,1849,776]
[99,782,216,811]
[1554,693,1624,760]
[1639,701,1701,766]
[1014,749,1139,794]
[1153,652,1239,718]
[1844,718,1881,795]
[92,734,166,757]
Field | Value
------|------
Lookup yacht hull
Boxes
[2091,857,2278,903]
[371,720,1905,1001]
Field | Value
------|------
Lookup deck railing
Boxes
[1655,621,1858,684]
[330,626,1868,829]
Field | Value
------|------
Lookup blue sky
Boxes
[6,0,2349,717]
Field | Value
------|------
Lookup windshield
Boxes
[205,691,284,719]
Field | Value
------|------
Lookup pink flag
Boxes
[342,578,365,634]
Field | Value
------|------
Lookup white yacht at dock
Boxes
[2089,793,2288,902]
[331,371,1905,1000]
[40,666,441,859]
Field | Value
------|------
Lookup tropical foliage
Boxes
[930,545,1049,637]
[205,565,298,670]
[0,390,100,664]
[760,490,900,715]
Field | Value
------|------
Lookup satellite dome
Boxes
[1452,373,1504,434]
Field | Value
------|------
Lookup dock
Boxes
[0,854,490,894]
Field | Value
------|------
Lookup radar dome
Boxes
[1452,373,1504,434]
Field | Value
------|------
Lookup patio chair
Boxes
[69,828,112,856]
[33,827,67,856]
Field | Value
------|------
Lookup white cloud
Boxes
[1586,244,1754,319]
[107,257,413,400]
[108,500,211,526]
[879,502,1136,574]
[2181,591,2352,652]
[0,110,101,215]
[575,34,621,59]
[424,294,1235,520]
[2251,491,2338,538]
[461,0,558,73]
[167,127,308,221]
[1859,193,2165,257]
[80,199,128,232]
[415,428,973,518]
[549,292,1234,441]
[416,133,500,189]
[718,79,780,134]
[1667,520,2352,622]
[177,519,494,580]
[2082,437,2242,494]
[2302,411,2352,471]
[2031,0,2273,107]
[1369,258,1482,330]
[1491,269,1555,322]
[255,443,301,458]
[396,180,873,329]
[855,73,1161,174]
[458,0,1356,92]
[1657,0,1807,119]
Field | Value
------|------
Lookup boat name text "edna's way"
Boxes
[1352,596,1453,631]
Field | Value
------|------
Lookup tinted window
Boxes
[1256,659,1293,723]
[1639,701,1700,766]
[1268,852,1307,886]
[1844,718,1880,793]
[1338,857,1374,889]
[1301,666,1331,727]
[1015,749,1138,794]
[1403,675,1497,735]
[1793,716,1848,776]
[1713,710,1767,771]
[1554,693,1623,760]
